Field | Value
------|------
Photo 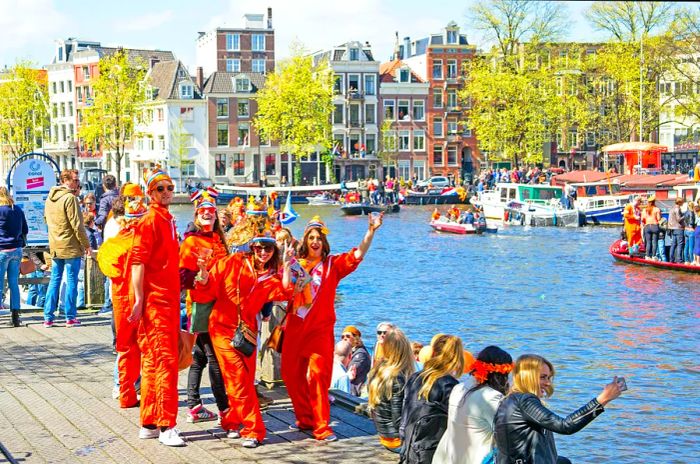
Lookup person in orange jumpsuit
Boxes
[191,215,293,449]
[128,166,184,447]
[97,183,147,408]
[281,214,383,441]
[179,188,229,423]
[623,196,643,248]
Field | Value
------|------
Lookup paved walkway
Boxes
[0,311,396,463]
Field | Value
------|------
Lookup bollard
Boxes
[85,255,105,308]
[258,303,285,388]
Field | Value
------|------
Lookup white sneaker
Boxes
[138,427,159,439]
[241,438,260,448]
[159,427,185,447]
[112,386,120,400]
[227,429,241,439]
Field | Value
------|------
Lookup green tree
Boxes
[168,118,191,192]
[0,62,49,158]
[586,1,676,42]
[377,119,399,174]
[79,50,147,183]
[254,43,335,175]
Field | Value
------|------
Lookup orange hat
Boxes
[343,326,361,337]
[143,164,172,192]
[121,182,144,198]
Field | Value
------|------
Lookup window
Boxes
[146,109,154,122]
[252,59,265,73]
[83,66,90,80]
[52,82,57,94]
[158,135,165,151]
[60,81,65,93]
[447,59,458,78]
[398,100,410,120]
[447,30,457,44]
[60,103,65,117]
[147,137,154,150]
[237,99,249,118]
[60,124,66,142]
[447,89,457,109]
[333,75,342,94]
[217,123,228,146]
[182,160,195,176]
[252,34,265,51]
[230,153,245,175]
[399,130,410,150]
[462,120,472,137]
[265,154,276,175]
[586,131,595,146]
[433,146,444,165]
[215,154,227,176]
[365,104,375,124]
[447,119,458,135]
[433,117,443,137]
[77,86,82,101]
[68,81,72,92]
[432,60,443,79]
[68,124,74,140]
[226,59,240,72]
[238,124,249,146]
[398,160,410,180]
[349,48,359,61]
[448,146,458,165]
[180,107,194,121]
[413,100,425,120]
[384,99,395,120]
[364,75,376,95]
[226,33,240,51]
[180,84,193,99]
[333,104,344,124]
[52,125,57,142]
[235,78,251,92]
[365,134,376,154]
[349,105,360,125]
[348,74,360,93]
[413,130,425,151]
[156,108,164,121]
[52,104,57,118]
[399,68,410,83]
[433,88,443,108]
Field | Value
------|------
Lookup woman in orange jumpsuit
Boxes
[192,225,293,449]
[97,183,147,409]
[281,214,383,441]
[623,196,643,248]
[128,167,183,447]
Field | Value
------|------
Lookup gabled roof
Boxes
[379,60,425,83]
[202,72,266,94]
[147,60,201,100]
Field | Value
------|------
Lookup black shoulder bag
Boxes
[230,262,258,357]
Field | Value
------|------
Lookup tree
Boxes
[469,0,568,67]
[586,1,676,42]
[79,50,147,183]
[168,118,191,192]
[377,119,399,174]
[254,43,335,167]
[0,62,49,158]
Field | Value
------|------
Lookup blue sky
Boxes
[0,0,608,70]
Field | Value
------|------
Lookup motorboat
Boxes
[473,183,584,227]
[429,218,497,234]
[307,194,338,206]
[340,203,400,216]
[571,181,632,225]
[609,239,700,273]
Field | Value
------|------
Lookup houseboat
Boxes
[571,181,632,226]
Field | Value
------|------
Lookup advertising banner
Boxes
[10,157,58,246]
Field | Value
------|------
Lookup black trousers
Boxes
[644,224,660,257]
[187,332,229,411]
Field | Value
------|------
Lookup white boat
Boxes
[307,193,338,206]
[473,183,583,227]
[571,181,632,226]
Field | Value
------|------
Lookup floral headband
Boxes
[470,360,514,384]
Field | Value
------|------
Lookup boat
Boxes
[340,203,400,216]
[307,193,338,206]
[214,182,352,205]
[609,239,700,273]
[429,218,497,234]
[473,183,584,227]
[571,181,632,226]
[404,187,469,205]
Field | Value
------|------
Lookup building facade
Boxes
[403,22,480,182]
[378,59,430,181]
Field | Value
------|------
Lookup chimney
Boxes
[267,7,273,29]
[403,37,411,59]
[196,66,204,92]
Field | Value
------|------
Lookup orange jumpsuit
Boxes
[623,203,642,247]
[131,203,180,428]
[191,253,291,441]
[281,250,362,439]
[179,232,228,315]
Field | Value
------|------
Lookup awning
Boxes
[601,142,666,153]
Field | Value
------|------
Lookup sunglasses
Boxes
[252,244,274,253]
[156,185,175,192]
[377,330,387,336]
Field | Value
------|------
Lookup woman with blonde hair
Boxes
[494,354,624,464]
[399,334,464,464]
[367,328,415,453]
[0,187,28,327]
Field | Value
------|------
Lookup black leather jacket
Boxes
[494,393,605,464]
[399,372,458,464]
[371,374,406,439]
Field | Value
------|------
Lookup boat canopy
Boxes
[601,142,666,175]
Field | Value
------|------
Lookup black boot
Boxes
[11,310,21,327]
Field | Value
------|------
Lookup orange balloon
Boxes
[418,345,433,363]
[463,350,475,375]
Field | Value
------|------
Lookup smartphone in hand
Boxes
[616,377,628,392]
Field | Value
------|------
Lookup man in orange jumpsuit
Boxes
[623,196,642,248]
[128,167,184,447]
[281,215,382,441]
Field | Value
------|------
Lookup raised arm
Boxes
[354,212,383,260]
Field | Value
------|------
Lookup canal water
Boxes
[172,204,698,463]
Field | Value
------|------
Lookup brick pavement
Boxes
[0,311,397,464]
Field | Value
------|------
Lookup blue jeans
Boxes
[101,277,113,312]
[669,230,685,263]
[656,238,667,262]
[0,248,22,309]
[44,257,81,321]
[26,269,48,307]
[683,230,695,263]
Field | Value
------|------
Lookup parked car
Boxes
[417,176,450,188]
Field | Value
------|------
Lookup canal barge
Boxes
[609,240,700,273]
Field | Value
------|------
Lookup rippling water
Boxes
[173,204,699,462]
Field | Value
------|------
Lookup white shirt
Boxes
[432,383,503,464]
[330,361,351,394]
[103,217,121,241]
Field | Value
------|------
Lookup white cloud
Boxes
[120,10,175,32]
[0,0,71,65]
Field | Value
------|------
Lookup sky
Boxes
[0,0,610,70]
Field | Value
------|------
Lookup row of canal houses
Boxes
[42,8,479,186]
